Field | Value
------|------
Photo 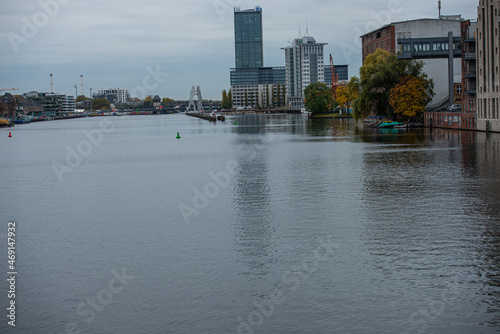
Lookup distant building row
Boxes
[231,7,348,109]
[3,87,132,118]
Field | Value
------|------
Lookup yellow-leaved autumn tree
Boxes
[336,85,349,109]
[389,75,429,118]
[335,77,360,113]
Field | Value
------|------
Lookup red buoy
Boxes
[8,132,12,138]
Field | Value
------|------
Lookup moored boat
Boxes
[378,121,404,128]
[12,116,31,124]
[0,118,13,127]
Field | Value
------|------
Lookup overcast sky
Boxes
[0,0,477,100]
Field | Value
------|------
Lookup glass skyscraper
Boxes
[234,7,263,69]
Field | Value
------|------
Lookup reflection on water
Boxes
[1,115,500,333]
[232,131,274,277]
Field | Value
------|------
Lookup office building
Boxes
[234,7,263,69]
[94,89,130,104]
[476,0,500,132]
[25,91,67,117]
[231,67,286,108]
[324,64,349,87]
[231,7,287,108]
[63,96,75,114]
[283,34,327,109]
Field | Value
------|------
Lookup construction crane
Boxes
[1,88,19,92]
[329,54,339,99]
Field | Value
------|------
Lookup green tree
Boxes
[277,83,281,107]
[91,98,110,110]
[282,87,286,108]
[227,90,233,108]
[245,91,248,107]
[222,89,228,109]
[356,48,434,120]
[304,82,333,114]
[75,95,88,103]
[144,96,153,107]
[265,85,270,108]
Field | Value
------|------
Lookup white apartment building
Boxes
[283,34,327,110]
[94,89,130,103]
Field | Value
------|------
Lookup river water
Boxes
[0,114,499,333]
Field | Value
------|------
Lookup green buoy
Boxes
[234,121,237,125]
[176,132,181,139]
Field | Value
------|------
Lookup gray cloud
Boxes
[0,0,476,100]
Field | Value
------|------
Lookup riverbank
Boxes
[309,113,353,119]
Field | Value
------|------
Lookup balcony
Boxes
[465,89,477,95]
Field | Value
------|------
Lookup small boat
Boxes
[393,123,408,128]
[0,118,13,127]
[378,121,404,128]
[12,116,31,124]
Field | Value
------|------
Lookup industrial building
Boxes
[361,16,463,109]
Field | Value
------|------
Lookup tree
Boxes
[389,75,430,118]
[75,95,88,103]
[222,90,228,109]
[277,83,281,107]
[144,96,153,107]
[162,97,175,105]
[228,90,233,108]
[357,48,434,120]
[265,85,270,108]
[336,76,360,113]
[336,86,349,110]
[91,98,110,110]
[304,82,333,114]
[0,102,5,117]
[244,91,248,107]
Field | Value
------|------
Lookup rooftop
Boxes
[360,16,463,38]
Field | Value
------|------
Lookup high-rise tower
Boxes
[234,7,263,69]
